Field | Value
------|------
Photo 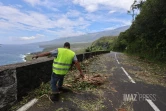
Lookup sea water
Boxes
[0,44,43,66]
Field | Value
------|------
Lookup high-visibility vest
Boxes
[52,48,75,75]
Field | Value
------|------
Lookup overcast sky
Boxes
[0,0,134,44]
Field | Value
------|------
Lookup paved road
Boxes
[18,52,166,111]
[106,52,166,111]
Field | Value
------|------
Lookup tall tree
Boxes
[128,0,146,22]
[115,0,166,61]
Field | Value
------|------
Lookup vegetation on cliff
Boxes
[113,0,166,61]
[85,36,117,52]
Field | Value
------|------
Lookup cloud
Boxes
[85,4,98,12]
[0,1,132,44]
[0,5,51,30]
[19,34,45,41]
[109,10,116,14]
[0,2,130,31]
[66,10,81,18]
[48,27,85,38]
[0,3,90,42]
[23,0,40,6]
[0,3,89,31]
[20,36,36,40]
[23,0,59,12]
[73,0,134,12]
[19,34,44,41]
[23,0,49,6]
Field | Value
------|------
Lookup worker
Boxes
[32,42,84,102]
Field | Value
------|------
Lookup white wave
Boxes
[19,54,26,62]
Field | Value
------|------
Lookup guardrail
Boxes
[0,51,110,111]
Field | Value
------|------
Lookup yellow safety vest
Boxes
[53,48,75,75]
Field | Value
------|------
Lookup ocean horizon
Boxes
[0,44,43,66]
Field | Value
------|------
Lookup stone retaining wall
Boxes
[0,69,17,111]
[0,51,110,111]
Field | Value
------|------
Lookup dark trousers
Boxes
[51,73,65,93]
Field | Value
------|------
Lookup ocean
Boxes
[0,44,43,66]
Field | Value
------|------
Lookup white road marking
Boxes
[121,67,136,83]
[114,52,160,111]
[115,53,120,64]
[146,99,160,111]
[17,98,38,111]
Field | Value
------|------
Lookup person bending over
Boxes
[32,42,84,102]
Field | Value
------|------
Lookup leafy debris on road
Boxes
[119,53,166,87]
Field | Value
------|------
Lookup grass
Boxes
[119,53,166,87]
[9,82,51,111]
[119,101,134,111]
[68,97,106,111]
[10,55,109,111]
[64,55,108,92]
[11,50,166,111]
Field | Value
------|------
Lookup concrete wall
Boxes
[0,51,109,111]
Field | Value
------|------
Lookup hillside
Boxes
[85,36,118,52]
[113,0,166,61]
[38,26,129,47]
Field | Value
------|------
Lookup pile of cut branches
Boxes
[64,74,108,91]
[74,74,108,86]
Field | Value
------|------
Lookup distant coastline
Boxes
[0,44,43,66]
[24,51,43,61]
[24,42,91,61]
[24,45,56,61]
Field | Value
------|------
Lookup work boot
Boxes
[49,93,59,103]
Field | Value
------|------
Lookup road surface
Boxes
[17,52,166,111]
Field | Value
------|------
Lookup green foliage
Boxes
[85,36,118,52]
[112,32,128,52]
[115,0,166,61]
[85,47,91,52]
[128,0,145,22]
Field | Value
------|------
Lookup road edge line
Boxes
[121,67,136,83]
[115,53,120,64]
[146,99,160,111]
[17,98,38,111]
